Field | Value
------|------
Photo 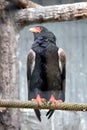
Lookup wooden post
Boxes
[0,5,19,130]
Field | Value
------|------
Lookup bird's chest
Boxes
[33,44,61,91]
[45,46,61,89]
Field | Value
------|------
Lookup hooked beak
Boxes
[29,27,42,33]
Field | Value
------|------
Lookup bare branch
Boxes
[0,0,8,9]
[6,0,42,8]
[15,2,87,28]
[17,0,42,8]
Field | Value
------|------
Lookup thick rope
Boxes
[0,100,87,111]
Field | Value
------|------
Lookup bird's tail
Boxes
[34,109,41,121]
[46,110,54,119]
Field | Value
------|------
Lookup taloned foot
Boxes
[49,95,62,106]
[32,94,45,106]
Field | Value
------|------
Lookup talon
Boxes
[32,94,45,106]
[49,95,62,106]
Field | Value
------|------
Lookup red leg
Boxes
[32,94,45,106]
[49,95,62,106]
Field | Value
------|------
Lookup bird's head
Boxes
[29,26,43,33]
[29,26,56,43]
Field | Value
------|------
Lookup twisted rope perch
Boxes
[0,100,87,111]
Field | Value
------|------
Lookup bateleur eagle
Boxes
[27,26,66,121]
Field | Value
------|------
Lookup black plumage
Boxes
[27,26,66,121]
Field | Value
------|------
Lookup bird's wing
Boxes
[46,48,66,119]
[27,49,36,84]
[27,49,36,99]
[27,49,41,121]
[58,48,66,100]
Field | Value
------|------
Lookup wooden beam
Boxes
[6,0,42,8]
[15,2,87,28]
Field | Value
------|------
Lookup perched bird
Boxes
[27,26,66,121]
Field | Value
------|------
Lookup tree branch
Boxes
[18,0,42,8]
[15,2,87,28]
[6,0,42,8]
